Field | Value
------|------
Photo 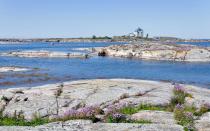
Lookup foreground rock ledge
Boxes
[0,79,210,131]
[0,120,183,131]
[96,42,210,62]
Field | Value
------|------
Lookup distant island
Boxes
[1,28,210,43]
[1,37,210,44]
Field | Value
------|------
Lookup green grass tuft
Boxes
[0,111,49,126]
[119,104,167,115]
[107,115,151,124]
[0,116,49,126]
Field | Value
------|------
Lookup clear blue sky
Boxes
[0,0,209,39]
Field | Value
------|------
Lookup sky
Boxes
[0,0,209,39]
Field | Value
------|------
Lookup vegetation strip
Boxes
[0,112,49,126]
[119,104,167,115]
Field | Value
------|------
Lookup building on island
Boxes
[128,27,144,38]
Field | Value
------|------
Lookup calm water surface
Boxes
[0,42,210,88]
[177,42,210,47]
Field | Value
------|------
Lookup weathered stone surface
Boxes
[0,91,14,100]
[0,120,184,131]
[60,79,173,108]
[2,84,72,120]
[3,93,58,120]
[96,42,210,62]
[184,85,210,108]
[185,48,210,62]
[0,50,89,58]
[131,111,176,124]
[195,112,210,131]
[117,81,173,106]
[5,88,26,94]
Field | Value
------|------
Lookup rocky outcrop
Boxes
[0,66,29,72]
[0,50,89,58]
[96,42,210,62]
[0,79,210,130]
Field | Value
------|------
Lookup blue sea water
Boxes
[177,42,210,47]
[0,42,210,88]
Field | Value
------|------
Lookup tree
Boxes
[92,35,97,39]
[146,34,149,39]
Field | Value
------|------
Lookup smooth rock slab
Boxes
[131,110,176,124]
[195,112,210,131]
[60,79,174,107]
[0,120,184,131]
[184,85,210,108]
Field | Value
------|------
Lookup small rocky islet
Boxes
[0,42,210,131]
[96,42,210,62]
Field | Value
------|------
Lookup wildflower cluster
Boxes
[105,102,164,123]
[170,84,191,108]
[105,102,135,123]
[60,105,102,122]
[108,113,127,123]
[170,84,197,130]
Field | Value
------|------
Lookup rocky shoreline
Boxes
[0,66,30,73]
[0,79,209,130]
[0,50,89,59]
[96,42,210,62]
